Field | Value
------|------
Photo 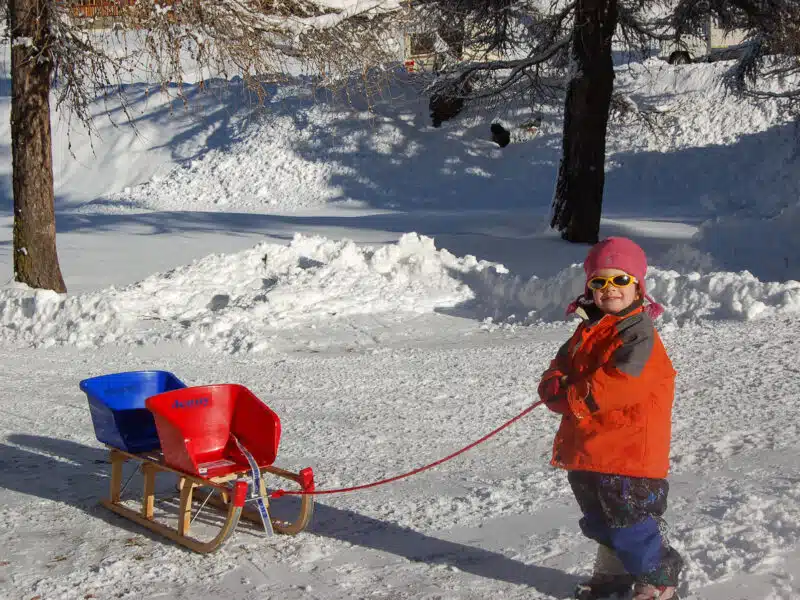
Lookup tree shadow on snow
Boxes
[287,95,562,213]
[602,119,800,281]
[0,434,581,596]
[289,111,800,280]
[13,79,799,282]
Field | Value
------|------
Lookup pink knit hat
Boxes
[567,237,664,319]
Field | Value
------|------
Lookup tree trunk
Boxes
[550,0,618,245]
[10,0,67,292]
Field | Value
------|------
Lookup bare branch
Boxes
[451,35,571,84]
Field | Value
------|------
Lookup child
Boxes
[538,237,684,600]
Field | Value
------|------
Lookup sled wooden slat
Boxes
[101,446,314,553]
[100,497,242,554]
[109,452,124,503]
[200,488,314,536]
[142,463,156,519]
[178,481,196,536]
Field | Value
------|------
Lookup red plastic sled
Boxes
[147,384,281,478]
[99,384,314,553]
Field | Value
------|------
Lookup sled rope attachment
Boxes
[269,398,546,499]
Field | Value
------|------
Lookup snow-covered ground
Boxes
[1,40,799,600]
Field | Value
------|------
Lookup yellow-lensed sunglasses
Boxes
[587,274,637,291]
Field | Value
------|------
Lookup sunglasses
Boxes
[587,274,637,291]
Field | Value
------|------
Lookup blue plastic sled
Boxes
[79,370,186,453]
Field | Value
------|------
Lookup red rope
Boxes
[269,398,546,499]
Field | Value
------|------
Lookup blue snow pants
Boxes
[568,470,684,586]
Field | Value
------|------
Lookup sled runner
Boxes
[81,372,315,553]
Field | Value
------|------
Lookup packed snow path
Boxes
[0,313,797,600]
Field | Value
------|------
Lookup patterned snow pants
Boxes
[568,470,684,587]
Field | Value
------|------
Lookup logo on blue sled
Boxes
[173,397,210,409]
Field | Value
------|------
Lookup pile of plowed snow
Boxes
[1,234,797,353]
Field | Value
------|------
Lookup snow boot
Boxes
[632,583,679,600]
[574,544,633,599]
[574,575,634,600]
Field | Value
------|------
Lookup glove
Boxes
[538,373,569,414]
[538,375,564,401]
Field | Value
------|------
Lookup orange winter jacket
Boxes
[540,303,676,479]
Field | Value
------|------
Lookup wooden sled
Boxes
[101,447,315,553]
[80,375,315,552]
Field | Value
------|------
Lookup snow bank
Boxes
[0,286,125,347]
[0,234,484,352]
[612,60,788,151]
[472,264,800,324]
[81,58,796,217]
[100,103,357,212]
[605,60,798,223]
[2,234,798,353]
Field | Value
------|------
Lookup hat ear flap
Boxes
[645,302,664,319]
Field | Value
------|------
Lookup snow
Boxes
[1,232,797,354]
[10,37,34,49]
[1,36,800,600]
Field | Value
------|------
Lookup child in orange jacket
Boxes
[538,237,683,600]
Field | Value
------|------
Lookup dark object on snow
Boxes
[429,81,470,127]
[490,123,511,147]
[429,92,464,127]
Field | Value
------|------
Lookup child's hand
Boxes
[539,374,569,414]
[539,376,564,401]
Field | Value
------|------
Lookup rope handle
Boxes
[269,398,546,499]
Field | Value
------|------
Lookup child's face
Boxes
[589,268,639,314]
